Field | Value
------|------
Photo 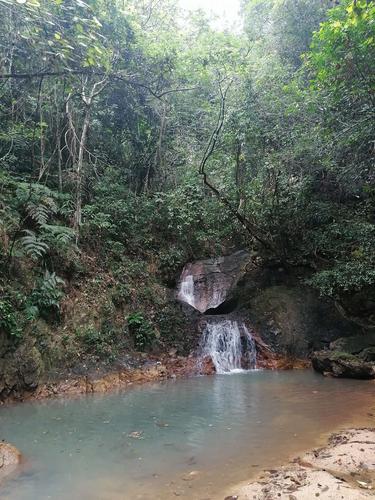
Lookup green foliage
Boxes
[0,299,22,337]
[19,230,49,259]
[127,312,156,351]
[0,0,374,360]
[26,200,56,227]
[76,324,121,361]
[27,271,65,320]
[111,283,132,307]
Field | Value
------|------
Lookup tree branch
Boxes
[198,80,273,251]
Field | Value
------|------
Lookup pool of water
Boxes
[0,370,374,499]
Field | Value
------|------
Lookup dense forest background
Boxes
[0,0,374,370]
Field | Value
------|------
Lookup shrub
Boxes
[0,299,22,337]
[127,312,156,351]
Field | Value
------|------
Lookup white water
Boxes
[177,274,196,309]
[200,319,257,374]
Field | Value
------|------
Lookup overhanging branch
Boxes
[198,80,273,251]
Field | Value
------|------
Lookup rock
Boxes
[227,429,375,499]
[312,350,375,379]
[302,429,375,475]
[248,285,360,358]
[330,332,375,355]
[0,443,21,468]
[177,250,249,313]
[231,466,371,499]
[0,343,45,399]
[360,347,375,362]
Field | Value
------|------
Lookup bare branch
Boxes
[198,80,273,250]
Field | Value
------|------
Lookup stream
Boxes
[1,370,374,500]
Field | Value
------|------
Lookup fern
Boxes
[20,229,49,259]
[26,199,56,226]
[42,224,75,245]
[27,270,65,318]
[37,270,65,308]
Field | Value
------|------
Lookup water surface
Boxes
[1,370,374,499]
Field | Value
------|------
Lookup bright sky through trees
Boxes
[179,0,241,27]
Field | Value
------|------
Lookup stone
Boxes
[248,285,360,358]
[330,332,375,355]
[0,343,44,400]
[0,443,21,468]
[312,350,375,379]
[177,250,249,313]
[302,429,375,476]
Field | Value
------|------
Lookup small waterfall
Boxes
[178,274,196,309]
[200,319,257,374]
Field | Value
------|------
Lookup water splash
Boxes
[200,319,257,374]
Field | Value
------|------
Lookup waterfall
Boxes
[178,274,196,309]
[200,319,257,374]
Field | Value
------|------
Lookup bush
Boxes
[27,271,65,321]
[0,299,22,337]
[127,312,156,351]
[111,283,132,307]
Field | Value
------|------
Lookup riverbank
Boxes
[225,427,375,499]
[0,347,309,404]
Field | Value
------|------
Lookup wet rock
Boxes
[312,332,375,379]
[0,443,21,468]
[248,285,360,358]
[330,333,375,355]
[312,351,375,379]
[360,347,375,362]
[0,343,44,399]
[177,250,249,313]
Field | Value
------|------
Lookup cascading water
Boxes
[200,319,257,374]
[177,254,257,374]
[178,274,196,309]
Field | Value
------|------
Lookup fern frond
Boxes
[42,224,75,245]
[26,198,57,226]
[20,229,49,259]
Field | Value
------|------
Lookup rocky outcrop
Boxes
[177,250,249,313]
[0,343,45,399]
[312,351,375,379]
[247,285,360,358]
[2,355,207,402]
[227,428,375,499]
[312,332,375,379]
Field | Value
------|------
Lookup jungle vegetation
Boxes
[0,0,374,355]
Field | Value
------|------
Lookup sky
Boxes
[179,0,242,28]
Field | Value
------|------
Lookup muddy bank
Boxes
[0,347,308,404]
[226,427,375,499]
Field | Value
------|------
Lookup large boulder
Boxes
[177,250,250,313]
[247,285,359,357]
[312,332,375,379]
[330,332,375,354]
[312,350,375,379]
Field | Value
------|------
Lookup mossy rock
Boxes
[0,342,44,399]
[330,332,375,355]
[312,350,375,379]
[247,285,359,357]
[359,347,375,362]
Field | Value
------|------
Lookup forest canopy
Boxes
[0,0,374,335]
